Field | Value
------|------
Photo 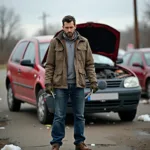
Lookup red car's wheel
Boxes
[7,84,21,112]
[37,89,52,124]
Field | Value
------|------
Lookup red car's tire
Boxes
[37,89,53,124]
[7,84,21,112]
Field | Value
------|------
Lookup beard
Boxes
[65,32,74,38]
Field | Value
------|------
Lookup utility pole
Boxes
[133,0,140,48]
[39,12,49,35]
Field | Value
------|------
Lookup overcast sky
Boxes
[0,0,148,37]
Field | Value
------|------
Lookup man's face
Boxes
[63,21,76,38]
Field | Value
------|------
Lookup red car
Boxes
[121,48,150,98]
[6,22,141,124]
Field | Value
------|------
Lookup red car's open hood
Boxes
[42,22,120,64]
[75,22,120,62]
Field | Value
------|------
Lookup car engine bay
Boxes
[95,64,132,79]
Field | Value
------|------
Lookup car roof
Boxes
[33,35,54,42]
[125,48,150,54]
[21,35,54,43]
[139,48,150,52]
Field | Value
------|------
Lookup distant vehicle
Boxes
[121,48,150,98]
[6,22,141,124]
[118,49,126,58]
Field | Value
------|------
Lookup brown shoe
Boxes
[51,143,60,150]
[75,142,91,150]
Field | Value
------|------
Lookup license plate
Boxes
[88,93,119,101]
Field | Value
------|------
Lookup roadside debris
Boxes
[0,97,2,101]
[91,144,95,146]
[45,124,51,127]
[45,124,51,129]
[89,122,94,125]
[0,127,5,130]
[33,124,36,127]
[5,115,8,118]
[1,144,21,150]
[66,126,70,129]
[138,114,150,122]
[106,113,110,117]
[140,99,150,104]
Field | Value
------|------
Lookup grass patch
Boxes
[0,138,10,149]
[0,64,6,70]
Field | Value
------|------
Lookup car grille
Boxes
[86,79,122,88]
[123,100,139,105]
[67,101,120,107]
[106,80,122,88]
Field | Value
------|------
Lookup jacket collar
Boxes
[55,30,85,42]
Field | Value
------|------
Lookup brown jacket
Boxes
[45,31,97,88]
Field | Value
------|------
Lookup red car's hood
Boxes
[42,22,120,64]
[75,22,120,62]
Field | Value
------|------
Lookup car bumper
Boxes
[46,87,141,113]
[68,87,141,113]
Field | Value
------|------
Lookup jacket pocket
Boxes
[78,69,86,87]
[77,44,87,61]
[53,69,63,86]
[55,47,64,60]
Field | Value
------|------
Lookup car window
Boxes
[11,42,28,63]
[144,52,150,66]
[122,53,132,65]
[23,42,35,64]
[39,42,50,63]
[129,53,142,66]
[92,54,114,66]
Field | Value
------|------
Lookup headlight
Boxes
[124,77,139,88]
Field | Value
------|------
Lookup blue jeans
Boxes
[50,83,86,146]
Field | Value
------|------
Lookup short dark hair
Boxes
[62,15,76,26]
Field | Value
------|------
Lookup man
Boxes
[45,15,98,150]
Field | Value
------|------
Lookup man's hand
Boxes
[90,82,98,93]
[45,83,53,94]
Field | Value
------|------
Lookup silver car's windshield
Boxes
[144,52,150,66]
[92,54,114,66]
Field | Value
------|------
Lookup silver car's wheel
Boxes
[7,84,21,111]
[37,90,51,124]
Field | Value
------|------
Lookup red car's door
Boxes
[8,42,28,98]
[17,41,38,104]
[127,52,145,88]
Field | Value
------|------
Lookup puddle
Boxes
[136,130,150,136]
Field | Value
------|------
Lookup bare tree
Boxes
[0,5,21,51]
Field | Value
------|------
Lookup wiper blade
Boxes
[94,63,110,67]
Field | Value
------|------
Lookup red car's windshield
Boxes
[39,42,50,63]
